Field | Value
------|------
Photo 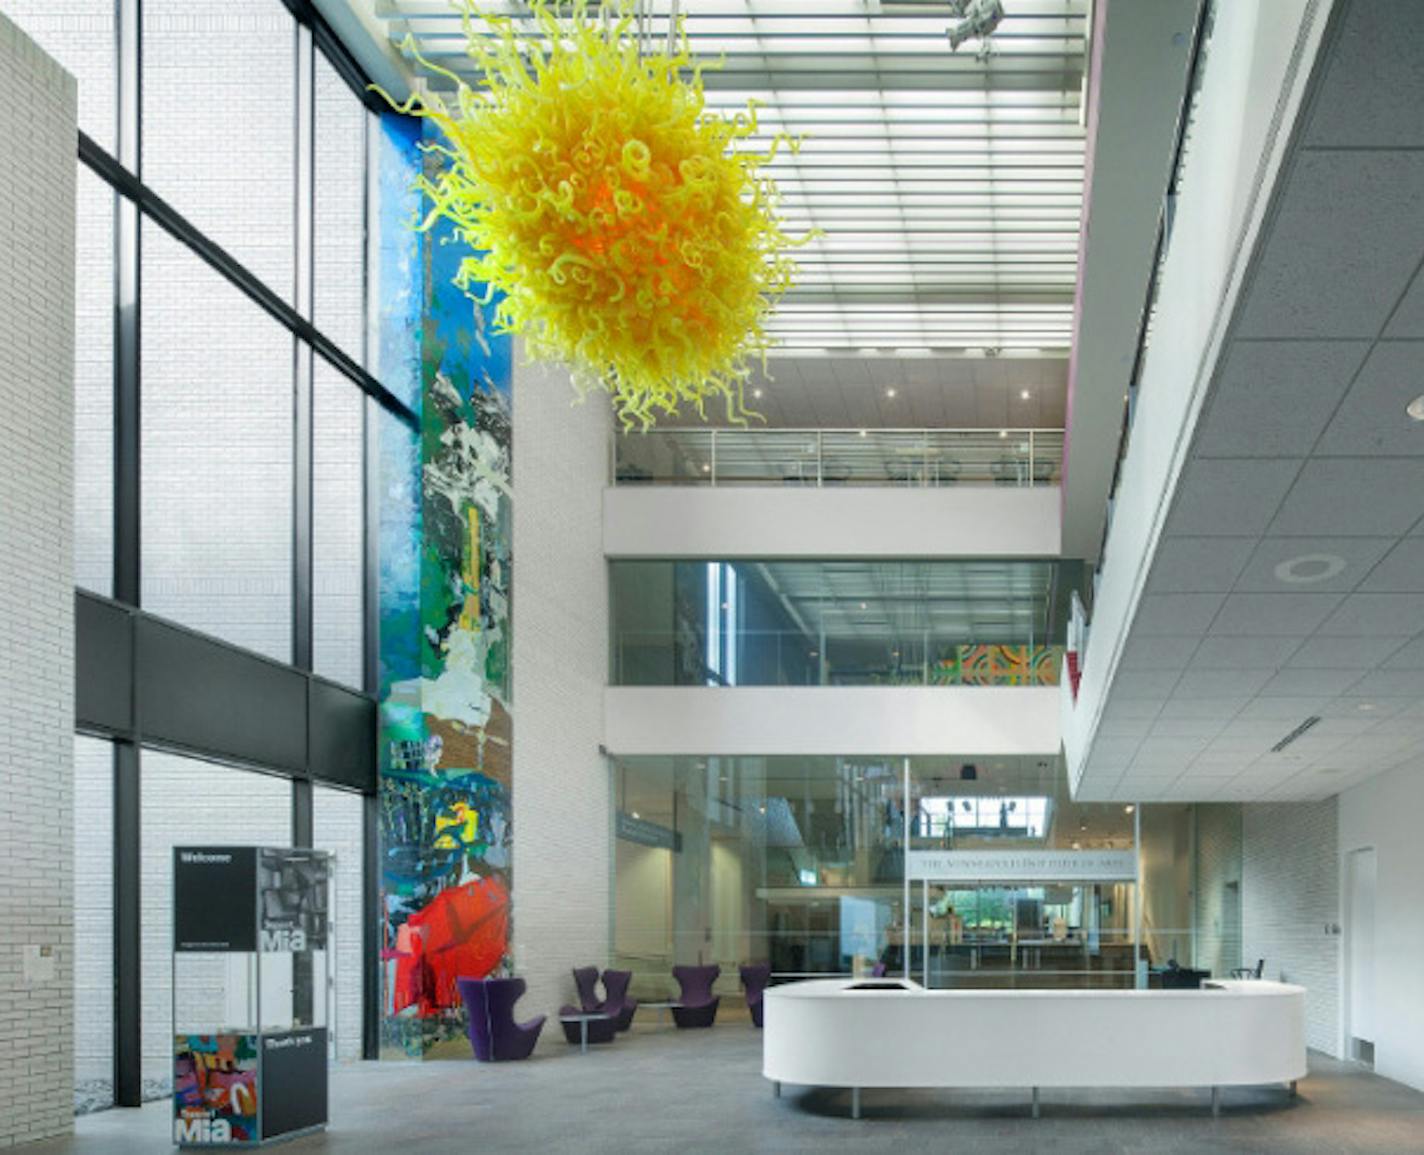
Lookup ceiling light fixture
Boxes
[886,387,897,399]
[998,430,1008,439]
[1124,804,1135,814]
[858,429,868,438]
[1408,394,1424,422]
[1273,553,1346,585]
[631,811,641,820]
[753,388,764,399]
[1020,389,1032,401]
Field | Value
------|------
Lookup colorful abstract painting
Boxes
[930,645,1062,687]
[375,112,514,1057]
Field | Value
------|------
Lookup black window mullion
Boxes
[294,21,315,673]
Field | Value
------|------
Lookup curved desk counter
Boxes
[763,978,1306,1118]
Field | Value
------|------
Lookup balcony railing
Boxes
[611,428,1065,489]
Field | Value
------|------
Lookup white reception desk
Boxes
[763,978,1307,1118]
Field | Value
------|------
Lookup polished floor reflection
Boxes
[36,1022,1424,1154]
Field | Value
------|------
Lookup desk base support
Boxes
[1289,1080,1298,1098]
[773,1081,780,1099]
[1031,1087,1040,1119]
[851,1087,860,1120]
[1211,1086,1221,1117]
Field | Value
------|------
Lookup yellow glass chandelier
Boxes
[384,0,808,428]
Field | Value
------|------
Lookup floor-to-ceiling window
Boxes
[6,0,410,1112]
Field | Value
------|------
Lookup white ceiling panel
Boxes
[1301,0,1424,149]
[1132,593,1225,636]
[1171,668,1273,700]
[1162,458,1301,538]
[1361,539,1424,592]
[1286,634,1409,669]
[1256,668,1366,698]
[1145,537,1257,594]
[1207,593,1341,638]
[1233,536,1395,594]
[1187,635,1304,670]
[1266,458,1424,537]
[1383,271,1424,338]
[1192,340,1368,458]
[1381,637,1424,669]
[1235,151,1424,340]
[1315,342,1424,456]
[1316,593,1424,636]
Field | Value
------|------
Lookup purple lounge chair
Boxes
[739,964,771,1029]
[458,976,545,1061]
[871,961,888,978]
[671,964,721,1029]
[599,969,638,1032]
[560,966,617,1045]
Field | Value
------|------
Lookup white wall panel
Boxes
[1339,760,1424,1091]
[511,358,612,1034]
[604,486,1061,559]
[605,687,1061,757]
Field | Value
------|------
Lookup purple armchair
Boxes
[458,977,545,1061]
[600,969,638,1032]
[671,964,721,1029]
[560,966,617,1045]
[739,964,771,1029]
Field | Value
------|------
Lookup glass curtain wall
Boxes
[613,755,909,1009]
[611,560,1067,687]
[612,757,1245,1003]
[5,0,404,1110]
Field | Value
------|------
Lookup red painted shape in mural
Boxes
[392,876,509,1016]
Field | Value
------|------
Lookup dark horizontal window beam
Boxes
[77,132,419,434]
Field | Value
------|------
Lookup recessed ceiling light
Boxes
[1273,553,1346,585]
[701,463,710,473]
[1124,804,1135,814]
[998,429,1008,439]
[1071,841,1081,851]
[886,388,897,398]
[858,429,868,437]
[1355,702,1378,712]
[631,811,641,820]
[859,601,868,610]
[1408,394,1424,422]
[1020,389,1031,401]
[753,388,764,399]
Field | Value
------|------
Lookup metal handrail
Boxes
[611,426,1066,489]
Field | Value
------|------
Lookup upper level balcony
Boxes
[605,428,1066,560]
[611,427,1065,489]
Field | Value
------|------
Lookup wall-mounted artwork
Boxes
[376,112,514,1058]
[931,645,1062,687]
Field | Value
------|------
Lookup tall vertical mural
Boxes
[375,112,514,1057]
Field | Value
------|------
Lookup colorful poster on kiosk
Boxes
[173,1033,259,1145]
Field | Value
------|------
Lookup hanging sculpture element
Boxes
[381,0,809,428]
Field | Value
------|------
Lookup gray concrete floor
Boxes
[32,1021,1424,1153]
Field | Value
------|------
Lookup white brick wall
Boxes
[511,357,612,1029]
[0,12,77,1145]
[1243,798,1341,1056]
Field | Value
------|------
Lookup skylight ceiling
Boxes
[372,0,1090,352]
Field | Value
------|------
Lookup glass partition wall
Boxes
[611,559,1070,688]
[612,756,1242,1005]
